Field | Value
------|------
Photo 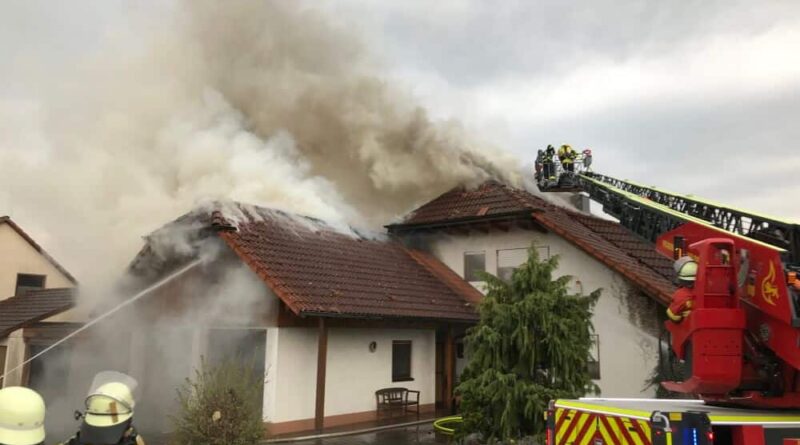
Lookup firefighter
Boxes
[59,372,144,445]
[582,148,592,171]
[0,387,46,445]
[667,256,698,322]
[558,144,577,173]
[544,145,556,180]
[534,149,545,182]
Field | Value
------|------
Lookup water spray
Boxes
[0,259,204,382]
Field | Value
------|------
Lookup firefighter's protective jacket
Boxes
[667,287,694,322]
[59,426,145,445]
[558,145,576,164]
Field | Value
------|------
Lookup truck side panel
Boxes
[555,407,651,445]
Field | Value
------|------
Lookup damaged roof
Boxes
[388,181,676,305]
[0,216,78,285]
[0,288,76,338]
[138,204,481,322]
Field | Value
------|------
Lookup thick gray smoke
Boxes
[0,0,519,297]
[36,258,274,438]
[1,0,521,438]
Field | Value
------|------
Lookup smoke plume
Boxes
[0,0,519,296]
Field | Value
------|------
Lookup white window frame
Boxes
[463,251,486,282]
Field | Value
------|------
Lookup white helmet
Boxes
[674,256,698,282]
[79,372,138,444]
[0,387,45,445]
[84,382,135,427]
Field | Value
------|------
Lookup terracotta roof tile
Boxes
[140,205,480,321]
[219,208,479,321]
[397,180,537,225]
[391,182,676,305]
[0,288,75,338]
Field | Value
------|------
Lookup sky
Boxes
[0,0,798,285]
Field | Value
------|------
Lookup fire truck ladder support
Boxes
[577,172,800,267]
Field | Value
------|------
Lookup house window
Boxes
[587,334,601,380]
[15,274,46,296]
[464,252,486,282]
[0,346,6,387]
[497,247,549,282]
[392,341,413,382]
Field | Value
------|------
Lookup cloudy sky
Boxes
[0,0,798,284]
[319,0,800,220]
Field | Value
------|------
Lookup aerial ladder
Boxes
[577,172,800,268]
[539,167,800,444]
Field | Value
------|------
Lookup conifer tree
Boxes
[456,247,601,442]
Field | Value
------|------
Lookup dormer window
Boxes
[15,274,46,296]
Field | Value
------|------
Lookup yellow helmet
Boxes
[675,256,698,282]
[0,387,45,445]
[84,382,135,427]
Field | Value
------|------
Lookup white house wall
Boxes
[429,228,658,397]
[272,327,319,423]
[325,328,435,417]
[272,327,436,423]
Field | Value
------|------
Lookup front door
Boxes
[435,335,445,408]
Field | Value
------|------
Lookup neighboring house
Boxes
[126,205,482,435]
[387,181,676,397]
[0,216,79,393]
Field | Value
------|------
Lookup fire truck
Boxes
[542,172,800,445]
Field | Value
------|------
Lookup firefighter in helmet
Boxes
[544,145,556,180]
[582,148,593,171]
[59,372,144,445]
[534,149,545,182]
[0,387,46,445]
[558,144,577,173]
[667,256,698,322]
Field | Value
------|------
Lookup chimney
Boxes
[571,193,591,213]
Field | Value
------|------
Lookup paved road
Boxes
[288,424,446,445]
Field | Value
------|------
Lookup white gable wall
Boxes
[427,227,659,397]
[0,223,73,299]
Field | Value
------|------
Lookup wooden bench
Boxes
[375,387,420,419]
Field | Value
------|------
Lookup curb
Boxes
[262,419,433,443]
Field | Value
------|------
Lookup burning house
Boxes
[111,179,675,436]
[124,203,481,435]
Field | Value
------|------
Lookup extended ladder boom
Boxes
[577,172,800,267]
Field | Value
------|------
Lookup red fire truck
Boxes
[544,172,800,445]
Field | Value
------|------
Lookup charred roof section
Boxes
[131,203,481,322]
